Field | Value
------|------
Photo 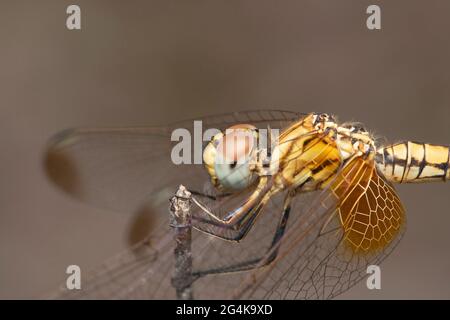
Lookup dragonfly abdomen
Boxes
[376,141,450,183]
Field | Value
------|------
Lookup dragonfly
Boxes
[45,110,450,299]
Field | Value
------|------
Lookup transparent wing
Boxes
[234,156,406,299]
[47,109,307,299]
[50,193,286,299]
[49,127,336,299]
[45,110,303,214]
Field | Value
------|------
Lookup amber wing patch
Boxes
[332,158,405,253]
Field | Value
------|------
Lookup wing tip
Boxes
[43,128,81,196]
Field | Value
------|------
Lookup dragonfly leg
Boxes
[191,195,268,241]
[190,177,274,241]
[192,194,292,277]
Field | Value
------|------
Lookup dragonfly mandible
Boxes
[45,110,449,299]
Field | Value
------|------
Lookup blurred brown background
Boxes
[1,0,449,299]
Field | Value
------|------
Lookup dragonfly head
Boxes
[203,124,259,191]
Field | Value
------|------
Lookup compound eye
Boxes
[213,124,257,191]
[217,125,255,165]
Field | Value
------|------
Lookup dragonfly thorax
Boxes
[268,113,377,193]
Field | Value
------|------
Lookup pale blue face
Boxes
[214,157,256,191]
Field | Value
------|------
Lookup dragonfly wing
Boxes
[50,178,302,299]
[50,147,406,300]
[46,110,308,299]
[50,193,285,299]
[234,156,406,299]
[45,110,303,214]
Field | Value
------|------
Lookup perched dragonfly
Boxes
[45,110,449,299]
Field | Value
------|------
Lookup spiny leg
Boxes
[192,195,267,241]
[192,194,292,278]
[190,177,273,241]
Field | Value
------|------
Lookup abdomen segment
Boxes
[376,141,450,183]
